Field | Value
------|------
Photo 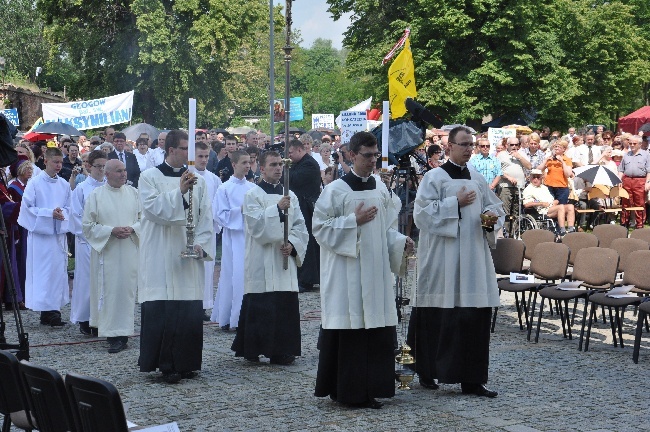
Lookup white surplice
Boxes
[138,167,214,302]
[413,166,504,308]
[195,168,222,308]
[211,176,255,327]
[83,184,141,337]
[312,178,407,330]
[70,176,106,323]
[243,186,308,294]
[17,171,71,311]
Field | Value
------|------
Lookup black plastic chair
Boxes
[0,350,35,432]
[19,360,77,432]
[65,372,130,432]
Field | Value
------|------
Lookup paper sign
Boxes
[487,127,517,153]
[509,273,534,284]
[312,113,334,129]
[340,110,367,144]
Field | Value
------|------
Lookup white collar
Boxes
[351,168,372,182]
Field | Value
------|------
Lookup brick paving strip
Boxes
[3,276,650,431]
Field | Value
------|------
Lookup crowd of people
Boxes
[418,126,650,240]
[1,117,649,409]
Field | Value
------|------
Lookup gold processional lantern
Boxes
[395,255,417,390]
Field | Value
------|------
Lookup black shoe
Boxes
[220,324,230,331]
[49,316,65,327]
[162,372,181,384]
[181,371,197,379]
[269,354,295,365]
[79,321,91,336]
[108,340,127,353]
[202,310,210,321]
[345,398,383,409]
[420,378,439,390]
[461,384,498,398]
[91,327,98,337]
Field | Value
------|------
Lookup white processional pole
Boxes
[188,98,196,169]
[381,100,390,172]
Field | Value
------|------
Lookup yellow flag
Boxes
[388,38,417,119]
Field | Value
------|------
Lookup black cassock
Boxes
[406,160,492,386]
[314,172,396,405]
[288,153,321,288]
[231,180,301,360]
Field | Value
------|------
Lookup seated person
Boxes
[522,169,565,222]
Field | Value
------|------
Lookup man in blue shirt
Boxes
[469,138,502,190]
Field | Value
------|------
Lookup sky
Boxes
[273,0,352,50]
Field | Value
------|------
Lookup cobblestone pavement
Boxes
[3,274,650,431]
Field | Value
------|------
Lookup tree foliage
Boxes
[328,0,650,129]
[0,0,49,82]
[37,0,270,128]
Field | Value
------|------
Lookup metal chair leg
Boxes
[557,300,567,338]
[565,300,573,340]
[491,307,498,333]
[617,307,626,349]
[528,291,538,341]
[608,307,617,348]
[514,292,524,331]
[571,297,579,326]
[585,303,597,352]
[633,310,646,363]
[535,296,545,343]
[578,296,590,351]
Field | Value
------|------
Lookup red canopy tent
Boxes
[617,106,650,134]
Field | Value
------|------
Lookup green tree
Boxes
[0,0,49,82]
[328,0,650,129]
[37,0,271,128]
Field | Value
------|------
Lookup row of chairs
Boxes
[491,228,650,362]
[0,350,137,432]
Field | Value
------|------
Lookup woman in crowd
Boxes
[596,146,617,172]
[537,139,575,238]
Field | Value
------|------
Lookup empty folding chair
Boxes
[0,350,35,432]
[490,238,527,332]
[65,372,130,432]
[592,224,628,248]
[19,361,77,432]
[533,247,619,344]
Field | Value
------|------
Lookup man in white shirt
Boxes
[522,169,565,220]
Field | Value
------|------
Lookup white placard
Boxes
[312,114,335,130]
[340,110,367,144]
[42,90,134,130]
[509,272,534,284]
[487,127,517,153]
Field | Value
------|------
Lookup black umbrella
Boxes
[305,129,325,140]
[288,126,305,134]
[33,121,84,136]
[639,123,650,133]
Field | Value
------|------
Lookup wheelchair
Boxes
[517,208,557,235]
[504,186,557,238]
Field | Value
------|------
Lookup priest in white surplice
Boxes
[313,132,413,409]
[138,130,215,384]
[194,141,222,318]
[70,150,106,335]
[83,160,141,354]
[211,151,255,330]
[17,146,72,327]
[407,126,504,398]
[231,151,308,365]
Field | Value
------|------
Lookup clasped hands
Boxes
[111,226,134,239]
